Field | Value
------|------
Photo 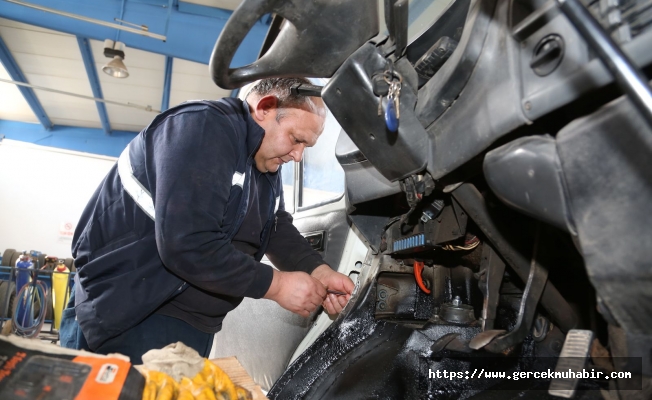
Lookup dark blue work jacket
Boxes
[70,98,321,350]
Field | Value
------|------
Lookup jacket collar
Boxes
[219,97,280,180]
[243,102,266,158]
[218,97,266,158]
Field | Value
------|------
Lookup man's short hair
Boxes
[246,77,323,120]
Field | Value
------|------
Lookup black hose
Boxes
[13,280,48,338]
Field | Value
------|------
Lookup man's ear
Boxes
[253,95,278,122]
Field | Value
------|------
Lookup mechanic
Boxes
[59,77,354,363]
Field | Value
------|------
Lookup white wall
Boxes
[0,139,116,259]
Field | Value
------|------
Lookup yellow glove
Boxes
[141,369,179,400]
[201,360,238,400]
[140,359,251,400]
[235,386,252,400]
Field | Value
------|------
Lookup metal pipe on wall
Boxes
[0,78,160,113]
[4,0,167,41]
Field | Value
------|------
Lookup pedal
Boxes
[548,329,593,398]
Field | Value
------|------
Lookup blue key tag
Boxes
[385,99,398,132]
[382,70,402,132]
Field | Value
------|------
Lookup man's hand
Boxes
[311,264,355,315]
[264,269,327,317]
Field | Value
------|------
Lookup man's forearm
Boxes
[266,211,326,274]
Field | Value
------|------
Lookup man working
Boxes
[60,78,354,363]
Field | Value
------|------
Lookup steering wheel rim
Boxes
[210,0,379,90]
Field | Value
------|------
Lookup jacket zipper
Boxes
[265,173,278,235]
[163,281,187,303]
[225,133,265,240]
[252,174,280,260]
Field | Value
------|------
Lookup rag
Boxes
[140,342,205,381]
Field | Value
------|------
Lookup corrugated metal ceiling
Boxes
[0,16,232,134]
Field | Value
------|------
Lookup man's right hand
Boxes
[263,269,327,317]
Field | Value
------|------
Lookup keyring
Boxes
[383,70,403,85]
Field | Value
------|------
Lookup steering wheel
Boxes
[210,0,379,90]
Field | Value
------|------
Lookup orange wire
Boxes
[414,261,431,294]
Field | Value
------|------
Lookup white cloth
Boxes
[139,342,205,381]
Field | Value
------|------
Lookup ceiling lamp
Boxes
[102,39,129,78]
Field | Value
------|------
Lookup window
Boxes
[280,106,345,213]
[301,111,345,209]
[280,159,295,212]
[406,0,456,42]
[377,0,456,42]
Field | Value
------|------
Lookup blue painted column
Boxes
[0,35,52,130]
[77,36,111,134]
[161,56,173,111]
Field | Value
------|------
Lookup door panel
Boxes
[292,198,349,270]
[210,297,314,391]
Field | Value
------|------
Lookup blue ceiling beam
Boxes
[0,34,52,130]
[0,119,137,157]
[0,0,269,66]
[77,36,111,135]
[161,56,172,111]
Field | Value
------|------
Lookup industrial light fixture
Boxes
[102,39,129,78]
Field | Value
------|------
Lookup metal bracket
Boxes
[476,244,506,331]
[290,83,323,97]
[471,226,549,353]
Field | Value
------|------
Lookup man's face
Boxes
[250,95,326,173]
